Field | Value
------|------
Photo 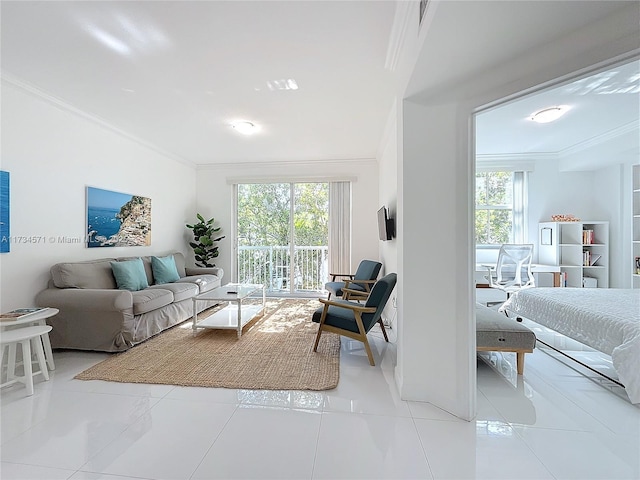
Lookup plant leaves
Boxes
[187,214,224,267]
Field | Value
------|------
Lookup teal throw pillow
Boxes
[151,255,181,285]
[110,258,149,291]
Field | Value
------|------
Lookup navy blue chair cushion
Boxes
[353,260,382,282]
[324,281,366,298]
[312,300,363,334]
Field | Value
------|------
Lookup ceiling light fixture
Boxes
[529,105,570,123]
[230,121,260,135]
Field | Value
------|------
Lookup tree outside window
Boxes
[236,183,329,290]
[476,171,514,245]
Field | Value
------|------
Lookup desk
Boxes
[476,264,562,287]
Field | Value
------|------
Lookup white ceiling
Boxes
[1,1,397,166]
[1,1,638,169]
[476,59,640,168]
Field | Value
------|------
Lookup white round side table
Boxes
[0,325,52,396]
[0,307,58,371]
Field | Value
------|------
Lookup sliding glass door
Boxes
[236,182,329,294]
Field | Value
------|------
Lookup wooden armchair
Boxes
[325,260,382,300]
[313,273,397,366]
[341,279,377,301]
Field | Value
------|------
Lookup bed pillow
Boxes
[110,258,149,291]
[151,255,181,285]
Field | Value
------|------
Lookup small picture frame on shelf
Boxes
[541,227,552,246]
[635,256,640,275]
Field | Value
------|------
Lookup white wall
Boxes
[0,82,197,311]
[377,104,400,330]
[379,106,399,278]
[527,159,630,287]
[528,159,597,232]
[392,4,639,420]
[528,158,596,278]
[398,98,476,418]
[194,160,379,284]
[592,163,626,288]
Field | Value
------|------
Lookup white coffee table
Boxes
[192,284,265,338]
[0,307,58,371]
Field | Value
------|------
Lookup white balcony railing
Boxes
[237,245,329,292]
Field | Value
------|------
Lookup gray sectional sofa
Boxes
[35,252,223,352]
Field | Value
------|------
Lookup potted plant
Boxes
[186,214,225,267]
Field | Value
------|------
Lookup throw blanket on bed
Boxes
[502,288,640,404]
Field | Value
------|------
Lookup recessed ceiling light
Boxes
[529,105,570,123]
[230,121,260,135]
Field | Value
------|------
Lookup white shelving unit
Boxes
[539,221,609,288]
[633,164,640,289]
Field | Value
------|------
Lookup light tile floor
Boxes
[1,323,639,480]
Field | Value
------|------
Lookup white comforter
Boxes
[502,288,640,404]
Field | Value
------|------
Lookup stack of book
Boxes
[0,307,46,322]
[582,229,594,245]
[559,271,568,287]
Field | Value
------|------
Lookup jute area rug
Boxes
[75,298,340,390]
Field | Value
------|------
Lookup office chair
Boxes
[483,244,535,308]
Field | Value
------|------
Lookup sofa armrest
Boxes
[35,288,133,312]
[185,266,223,279]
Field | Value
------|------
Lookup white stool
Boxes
[1,325,52,396]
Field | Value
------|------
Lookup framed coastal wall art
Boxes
[0,171,9,253]
[86,186,151,248]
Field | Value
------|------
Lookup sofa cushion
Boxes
[176,274,221,293]
[51,258,117,289]
[131,288,173,315]
[151,255,181,284]
[117,255,154,285]
[110,258,149,291]
[148,282,198,302]
[117,252,187,283]
[172,252,187,277]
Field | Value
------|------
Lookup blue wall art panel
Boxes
[0,171,9,253]
[86,186,151,248]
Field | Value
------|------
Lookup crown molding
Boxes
[1,72,195,168]
[384,0,413,72]
[224,174,359,185]
[558,119,639,158]
[476,152,554,171]
[476,152,558,161]
[198,157,377,171]
[477,119,639,167]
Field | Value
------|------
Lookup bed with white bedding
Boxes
[501,288,640,404]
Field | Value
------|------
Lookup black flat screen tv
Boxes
[377,206,395,241]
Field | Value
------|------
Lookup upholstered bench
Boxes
[476,303,536,375]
